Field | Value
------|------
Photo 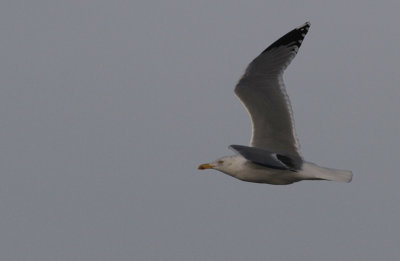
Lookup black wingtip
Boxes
[262,22,311,54]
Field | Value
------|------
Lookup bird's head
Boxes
[198,156,240,173]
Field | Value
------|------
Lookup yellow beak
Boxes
[198,163,213,170]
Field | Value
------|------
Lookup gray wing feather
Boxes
[234,22,310,158]
[229,145,303,171]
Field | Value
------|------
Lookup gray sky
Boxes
[1,0,400,260]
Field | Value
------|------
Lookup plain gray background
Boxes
[1,0,399,260]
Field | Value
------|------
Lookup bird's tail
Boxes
[301,162,353,183]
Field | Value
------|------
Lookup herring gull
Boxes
[198,22,353,185]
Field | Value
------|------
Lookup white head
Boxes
[198,155,244,176]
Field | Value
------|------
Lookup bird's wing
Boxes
[229,145,303,171]
[234,22,310,158]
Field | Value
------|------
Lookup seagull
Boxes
[198,22,353,185]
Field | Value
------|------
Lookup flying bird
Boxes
[198,22,353,185]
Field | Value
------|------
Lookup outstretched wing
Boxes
[234,22,310,158]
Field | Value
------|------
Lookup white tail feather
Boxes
[301,162,353,183]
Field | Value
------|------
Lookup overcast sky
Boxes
[1,0,400,260]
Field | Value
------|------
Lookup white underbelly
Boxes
[231,162,303,185]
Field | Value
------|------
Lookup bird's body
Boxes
[207,155,303,185]
[198,22,353,185]
[202,155,352,185]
